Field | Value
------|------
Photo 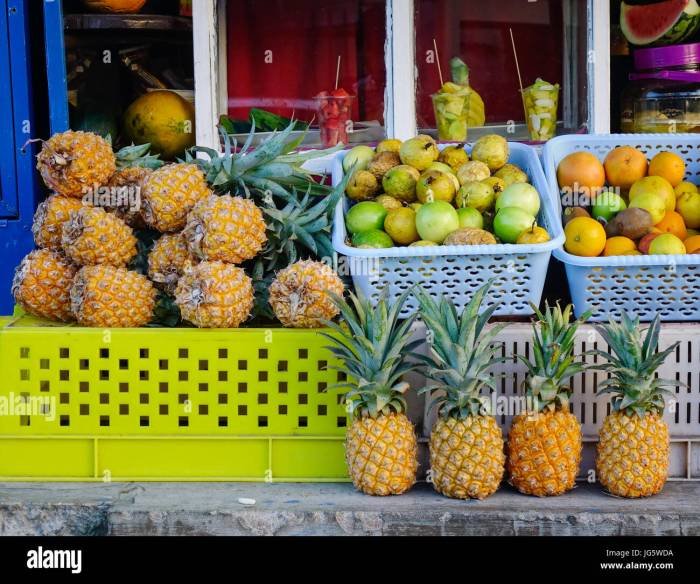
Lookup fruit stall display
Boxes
[333,134,563,316]
[543,134,700,321]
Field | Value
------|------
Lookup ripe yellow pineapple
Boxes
[182,194,266,263]
[62,206,137,267]
[507,303,590,497]
[416,282,505,500]
[322,289,420,496]
[32,194,84,249]
[12,249,77,322]
[70,265,156,328]
[269,260,344,328]
[141,163,211,232]
[593,314,681,498]
[35,131,116,197]
[148,232,196,293]
[175,261,254,328]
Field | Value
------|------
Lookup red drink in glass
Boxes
[315,89,354,147]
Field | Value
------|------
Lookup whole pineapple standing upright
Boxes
[593,314,681,498]
[322,290,422,496]
[415,282,506,500]
[508,303,590,497]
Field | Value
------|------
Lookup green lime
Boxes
[352,230,394,249]
[457,207,484,229]
[345,202,388,235]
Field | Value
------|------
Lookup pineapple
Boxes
[415,282,506,500]
[32,194,84,249]
[182,194,267,263]
[35,131,116,197]
[12,249,77,322]
[61,206,137,267]
[141,163,212,232]
[507,303,590,497]
[322,290,421,496]
[175,261,254,328]
[593,314,681,498]
[269,260,344,328]
[71,265,156,328]
[148,233,196,293]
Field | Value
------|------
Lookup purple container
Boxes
[630,42,700,83]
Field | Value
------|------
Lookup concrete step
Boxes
[1,481,699,536]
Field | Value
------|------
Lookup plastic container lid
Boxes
[633,42,700,71]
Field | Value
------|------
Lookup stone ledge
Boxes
[1,482,698,536]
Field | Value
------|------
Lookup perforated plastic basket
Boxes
[332,143,565,317]
[0,315,349,482]
[542,134,700,321]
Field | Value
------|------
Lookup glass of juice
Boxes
[315,89,354,147]
[432,83,470,141]
[522,78,560,141]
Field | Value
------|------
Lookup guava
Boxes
[471,134,509,172]
[345,201,387,234]
[493,207,536,244]
[376,139,402,154]
[367,151,401,180]
[415,201,460,243]
[482,176,506,196]
[345,170,379,201]
[456,181,496,213]
[416,170,457,204]
[409,240,438,247]
[352,230,394,249]
[375,194,403,211]
[399,135,439,170]
[438,145,469,171]
[457,207,484,229]
[494,163,528,186]
[427,162,460,191]
[495,183,541,217]
[382,165,420,203]
[384,207,419,245]
[457,160,490,185]
[342,145,375,173]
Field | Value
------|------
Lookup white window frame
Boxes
[192,0,610,150]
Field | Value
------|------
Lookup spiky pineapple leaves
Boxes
[321,289,423,419]
[414,281,507,420]
[591,313,684,417]
[115,143,164,170]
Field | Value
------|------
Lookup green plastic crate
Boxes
[0,316,349,481]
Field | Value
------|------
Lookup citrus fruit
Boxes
[592,191,627,221]
[495,183,541,217]
[456,207,484,229]
[629,176,675,212]
[556,151,606,191]
[648,233,686,255]
[684,234,700,254]
[603,146,648,190]
[415,201,460,243]
[676,191,700,229]
[123,90,195,159]
[603,236,636,256]
[675,181,698,197]
[345,201,387,234]
[621,250,642,256]
[655,210,687,240]
[384,208,419,245]
[648,151,685,187]
[516,225,550,244]
[629,192,667,225]
[352,230,394,249]
[493,207,536,244]
[564,217,606,257]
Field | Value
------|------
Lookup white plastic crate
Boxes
[542,134,700,321]
[331,143,565,317]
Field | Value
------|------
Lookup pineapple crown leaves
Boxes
[320,288,423,419]
[590,313,685,417]
[517,302,592,413]
[114,143,164,170]
[414,280,507,420]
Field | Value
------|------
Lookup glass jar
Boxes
[621,43,700,134]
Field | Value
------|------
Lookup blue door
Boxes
[0,0,18,218]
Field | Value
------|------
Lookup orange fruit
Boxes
[621,250,642,256]
[603,146,648,190]
[557,152,606,192]
[564,217,607,257]
[648,151,685,187]
[603,236,636,256]
[655,210,687,241]
[684,234,700,254]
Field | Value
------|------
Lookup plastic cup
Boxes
[522,80,560,141]
[432,90,470,141]
[315,94,355,147]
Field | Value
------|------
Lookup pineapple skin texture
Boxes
[148,232,196,293]
[12,249,77,322]
[32,195,84,250]
[430,416,505,500]
[70,265,156,328]
[346,412,417,496]
[61,207,137,267]
[507,410,582,497]
[141,163,211,232]
[36,131,116,198]
[269,260,344,328]
[597,411,669,498]
[175,261,254,328]
[183,195,266,264]
[106,166,152,228]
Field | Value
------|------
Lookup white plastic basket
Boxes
[542,134,700,322]
[331,143,565,317]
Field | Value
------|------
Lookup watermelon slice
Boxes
[621,0,700,46]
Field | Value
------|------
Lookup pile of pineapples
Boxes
[325,282,680,499]
[13,126,347,329]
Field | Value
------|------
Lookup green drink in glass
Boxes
[522,78,560,141]
[433,82,471,141]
